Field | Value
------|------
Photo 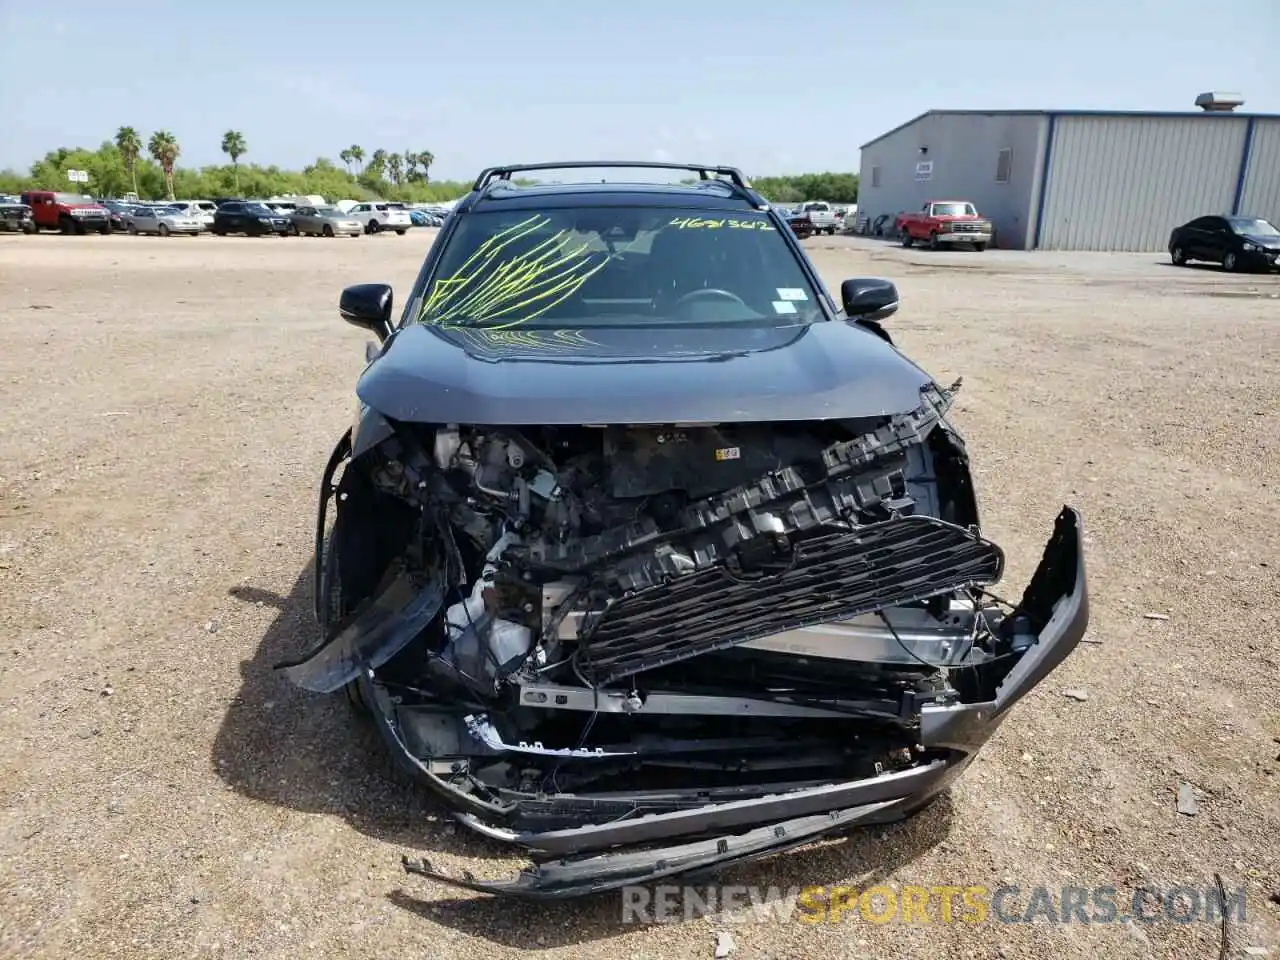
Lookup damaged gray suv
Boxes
[280,162,1089,899]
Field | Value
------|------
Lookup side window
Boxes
[224,203,241,213]
[870,166,881,188]
[352,204,367,213]
[995,148,1012,183]
[1206,218,1228,233]
[374,204,388,211]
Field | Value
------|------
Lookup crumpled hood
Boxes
[355,320,939,425]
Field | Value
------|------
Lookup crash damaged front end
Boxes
[280,379,1088,899]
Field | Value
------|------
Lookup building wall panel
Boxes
[1237,119,1280,226]
[1038,116,1247,251]
[858,113,1045,249]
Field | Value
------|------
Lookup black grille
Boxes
[950,222,986,234]
[576,515,1004,684]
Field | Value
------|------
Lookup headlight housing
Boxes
[1242,242,1259,253]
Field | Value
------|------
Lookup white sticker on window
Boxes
[772,300,798,315]
[776,288,809,301]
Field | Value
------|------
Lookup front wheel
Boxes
[367,220,380,234]
[395,228,406,235]
[322,224,334,237]
[900,228,913,248]
[973,242,987,252]
[1171,245,1187,266]
[929,232,941,251]
[158,223,170,237]
[1223,252,1238,272]
[98,224,110,235]
[290,222,300,236]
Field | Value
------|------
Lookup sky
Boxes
[0,0,1275,180]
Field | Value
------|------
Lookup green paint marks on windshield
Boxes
[420,214,608,329]
[447,326,601,354]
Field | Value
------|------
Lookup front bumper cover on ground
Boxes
[390,506,1088,899]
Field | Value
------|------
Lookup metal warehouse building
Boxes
[857,93,1280,251]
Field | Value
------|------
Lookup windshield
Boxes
[55,193,94,205]
[1228,217,1279,237]
[314,206,342,216]
[931,202,978,217]
[416,206,822,329]
[244,204,275,216]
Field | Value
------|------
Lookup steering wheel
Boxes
[671,288,748,310]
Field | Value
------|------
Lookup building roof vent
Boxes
[1195,91,1245,112]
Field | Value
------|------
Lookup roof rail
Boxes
[471,161,752,192]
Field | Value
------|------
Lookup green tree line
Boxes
[0,128,468,203]
[749,172,859,204]
[1,129,857,204]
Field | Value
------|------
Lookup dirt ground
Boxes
[1,230,1277,960]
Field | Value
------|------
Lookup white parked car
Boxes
[167,200,218,226]
[346,201,412,235]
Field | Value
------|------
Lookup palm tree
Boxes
[148,130,180,200]
[221,130,247,193]
[339,148,353,174]
[115,126,142,197]
[402,150,417,181]
[387,152,403,185]
[348,144,364,173]
[367,148,387,181]
[417,150,434,183]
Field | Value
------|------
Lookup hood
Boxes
[1243,234,1280,250]
[934,214,987,223]
[67,202,106,212]
[356,319,939,425]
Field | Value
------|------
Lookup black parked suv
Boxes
[1169,214,1280,272]
[286,161,1089,900]
[0,194,36,233]
[210,201,291,236]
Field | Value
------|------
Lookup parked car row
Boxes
[2,192,453,238]
[768,201,854,239]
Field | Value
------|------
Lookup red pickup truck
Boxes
[896,200,993,251]
[20,190,112,235]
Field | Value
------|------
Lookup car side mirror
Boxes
[840,277,899,322]
[339,283,394,341]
